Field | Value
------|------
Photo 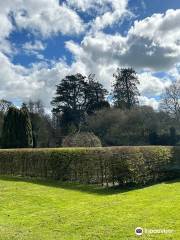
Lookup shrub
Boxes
[62,132,102,147]
[0,146,179,186]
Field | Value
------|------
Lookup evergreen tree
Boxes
[2,107,21,148]
[20,104,33,148]
[149,131,158,145]
[51,73,108,133]
[2,105,33,148]
[85,74,110,114]
[169,127,177,145]
[113,68,140,109]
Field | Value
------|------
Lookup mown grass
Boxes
[0,176,179,240]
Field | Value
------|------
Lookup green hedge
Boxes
[0,146,179,186]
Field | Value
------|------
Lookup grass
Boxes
[0,176,179,240]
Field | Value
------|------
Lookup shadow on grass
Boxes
[164,178,180,184]
[0,175,179,196]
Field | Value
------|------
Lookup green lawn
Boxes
[0,176,179,240]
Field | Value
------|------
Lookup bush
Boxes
[0,146,179,186]
[62,132,102,147]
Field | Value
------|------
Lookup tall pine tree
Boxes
[113,68,140,109]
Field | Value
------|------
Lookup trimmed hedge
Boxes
[62,132,102,147]
[0,146,179,186]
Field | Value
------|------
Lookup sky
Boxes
[1,0,180,110]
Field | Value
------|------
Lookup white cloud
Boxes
[22,40,46,59]
[0,52,58,106]
[23,40,45,51]
[138,72,171,97]
[14,1,85,37]
[67,0,104,12]
[139,96,159,110]
[0,2,180,111]
[92,0,129,31]
[67,0,129,31]
[63,8,180,90]
[0,0,85,41]
[126,9,180,70]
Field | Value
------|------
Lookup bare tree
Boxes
[160,80,180,120]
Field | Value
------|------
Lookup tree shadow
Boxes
[0,175,179,196]
[164,179,180,184]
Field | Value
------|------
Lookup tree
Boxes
[2,105,33,148]
[85,106,177,146]
[149,131,158,145]
[160,80,180,120]
[0,99,13,113]
[51,73,108,133]
[20,104,33,148]
[26,99,45,116]
[113,68,140,109]
[0,100,13,146]
[26,100,55,147]
[51,74,87,131]
[2,107,21,148]
[85,74,110,114]
[169,127,177,145]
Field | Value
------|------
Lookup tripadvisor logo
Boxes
[135,227,143,236]
[135,227,174,236]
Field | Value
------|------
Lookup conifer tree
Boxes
[113,68,140,109]
[2,105,33,148]
[20,104,33,148]
[2,107,21,148]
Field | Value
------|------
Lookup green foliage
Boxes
[20,104,33,148]
[62,132,102,147]
[0,146,178,185]
[26,100,55,147]
[1,106,33,148]
[113,68,140,109]
[51,73,109,132]
[2,107,21,148]
[86,106,179,146]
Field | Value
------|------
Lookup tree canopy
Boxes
[2,105,33,148]
[51,73,109,132]
[113,68,140,109]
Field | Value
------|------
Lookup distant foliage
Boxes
[62,132,102,147]
[2,105,33,148]
[86,107,179,146]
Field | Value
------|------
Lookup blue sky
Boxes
[0,0,180,109]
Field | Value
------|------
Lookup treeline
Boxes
[0,68,180,148]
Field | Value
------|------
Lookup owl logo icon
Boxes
[135,227,143,236]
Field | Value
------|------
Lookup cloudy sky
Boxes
[1,0,180,110]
